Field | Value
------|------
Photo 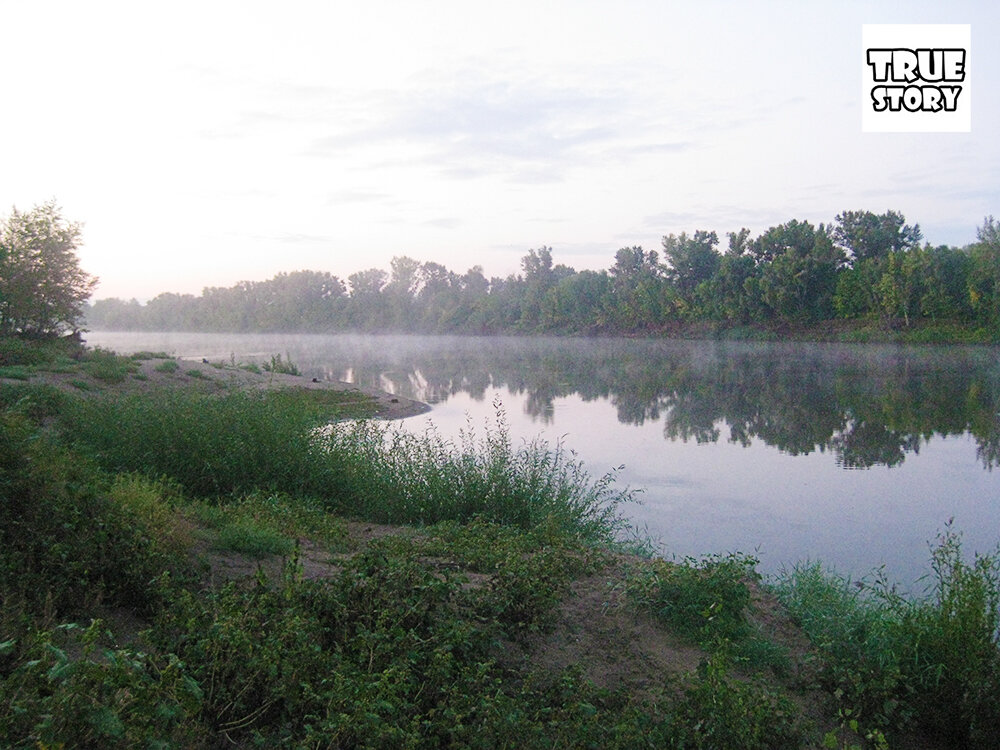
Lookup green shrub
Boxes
[320,403,631,542]
[154,359,180,374]
[262,352,300,376]
[81,347,136,383]
[0,621,206,748]
[0,365,30,380]
[215,522,295,558]
[628,553,758,644]
[0,336,78,367]
[775,528,1000,747]
[0,383,69,421]
[108,473,194,558]
[59,389,343,499]
[130,351,172,360]
[0,411,175,623]
[61,391,629,543]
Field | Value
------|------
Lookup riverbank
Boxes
[0,345,430,420]
[3,339,998,748]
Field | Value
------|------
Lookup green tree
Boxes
[0,201,97,337]
[876,250,922,327]
[346,268,388,329]
[754,222,842,322]
[605,246,666,330]
[969,216,1000,326]
[661,230,720,299]
[834,209,922,265]
[540,269,610,331]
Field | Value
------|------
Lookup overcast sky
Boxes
[1,0,997,301]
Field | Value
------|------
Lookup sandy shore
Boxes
[3,355,431,421]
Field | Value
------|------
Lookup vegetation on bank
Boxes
[2,338,1000,748]
[84,211,1000,343]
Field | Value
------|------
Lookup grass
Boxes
[81,347,137,383]
[0,365,31,380]
[774,525,1000,747]
[59,390,631,543]
[153,359,180,374]
[262,352,300,376]
[190,492,349,556]
[318,402,632,542]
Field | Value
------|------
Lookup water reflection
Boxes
[85,332,1000,471]
[304,337,999,472]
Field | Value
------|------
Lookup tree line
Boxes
[75,210,1000,338]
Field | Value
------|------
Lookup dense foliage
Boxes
[86,211,1000,340]
[0,202,96,337]
[776,526,1000,747]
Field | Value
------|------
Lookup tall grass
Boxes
[60,389,343,499]
[774,526,1000,747]
[59,390,631,543]
[319,403,632,543]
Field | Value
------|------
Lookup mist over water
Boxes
[88,331,1000,585]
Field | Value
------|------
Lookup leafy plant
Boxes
[154,359,180,374]
[262,352,300,376]
[775,527,1000,747]
[82,347,136,383]
[628,553,759,644]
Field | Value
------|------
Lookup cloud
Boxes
[301,67,670,183]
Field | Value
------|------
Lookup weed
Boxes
[154,359,180,374]
[262,352,300,376]
[0,411,179,622]
[320,401,632,542]
[130,351,172,361]
[0,383,69,421]
[774,526,1000,747]
[185,369,206,379]
[215,522,294,557]
[0,365,30,380]
[627,553,759,644]
[81,347,136,383]
[0,621,206,747]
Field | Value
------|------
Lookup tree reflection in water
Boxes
[303,337,1000,471]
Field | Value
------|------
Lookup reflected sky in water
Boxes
[87,331,1000,586]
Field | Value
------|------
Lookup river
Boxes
[85,331,1000,586]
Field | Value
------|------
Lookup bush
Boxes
[262,352,300,376]
[775,527,1000,746]
[628,553,759,644]
[154,359,179,373]
[0,621,206,748]
[0,412,176,624]
[59,389,344,500]
[81,347,136,383]
[320,402,631,542]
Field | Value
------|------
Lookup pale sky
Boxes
[1,0,997,301]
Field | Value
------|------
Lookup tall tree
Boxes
[661,230,720,297]
[0,201,97,336]
[834,210,922,265]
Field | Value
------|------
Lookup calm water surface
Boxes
[87,331,1000,585]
